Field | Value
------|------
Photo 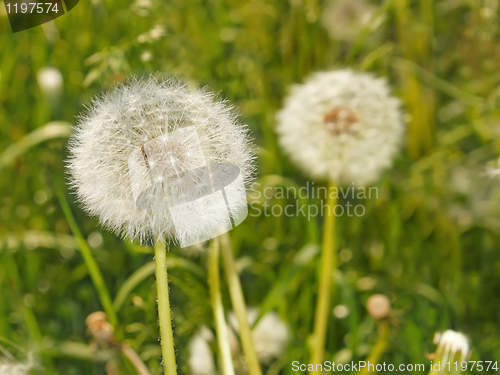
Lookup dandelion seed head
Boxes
[321,0,376,41]
[333,305,350,319]
[366,294,390,320]
[276,69,404,186]
[68,76,255,245]
[433,330,470,363]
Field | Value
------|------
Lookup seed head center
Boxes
[142,138,191,176]
[323,106,360,136]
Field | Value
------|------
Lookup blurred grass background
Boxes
[1,0,500,373]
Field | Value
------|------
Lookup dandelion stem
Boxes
[121,343,153,375]
[310,181,337,373]
[154,236,177,375]
[359,322,390,375]
[209,237,235,375]
[220,232,262,375]
[58,192,118,327]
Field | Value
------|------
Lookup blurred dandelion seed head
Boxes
[228,308,289,364]
[140,50,153,62]
[137,25,165,44]
[366,294,390,320]
[87,232,103,248]
[67,76,255,245]
[188,309,288,374]
[276,70,404,186]
[37,67,63,96]
[188,327,216,375]
[0,349,37,375]
[333,305,350,318]
[486,157,500,179]
[131,0,152,17]
[432,330,470,363]
[321,0,376,41]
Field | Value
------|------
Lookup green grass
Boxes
[1,0,500,374]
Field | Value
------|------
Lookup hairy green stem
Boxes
[209,237,235,375]
[58,192,118,327]
[310,182,337,373]
[220,232,262,375]
[154,236,177,375]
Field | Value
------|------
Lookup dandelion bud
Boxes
[68,76,255,246]
[86,311,116,347]
[276,69,404,186]
[366,294,391,320]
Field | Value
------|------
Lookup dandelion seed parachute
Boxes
[276,69,404,186]
[68,76,255,246]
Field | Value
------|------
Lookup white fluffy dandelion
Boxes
[68,76,255,246]
[431,330,471,365]
[276,69,404,186]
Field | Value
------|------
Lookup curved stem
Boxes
[58,192,118,327]
[154,236,177,375]
[358,322,390,375]
[220,232,262,375]
[310,182,337,373]
[121,343,153,375]
[209,237,235,375]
